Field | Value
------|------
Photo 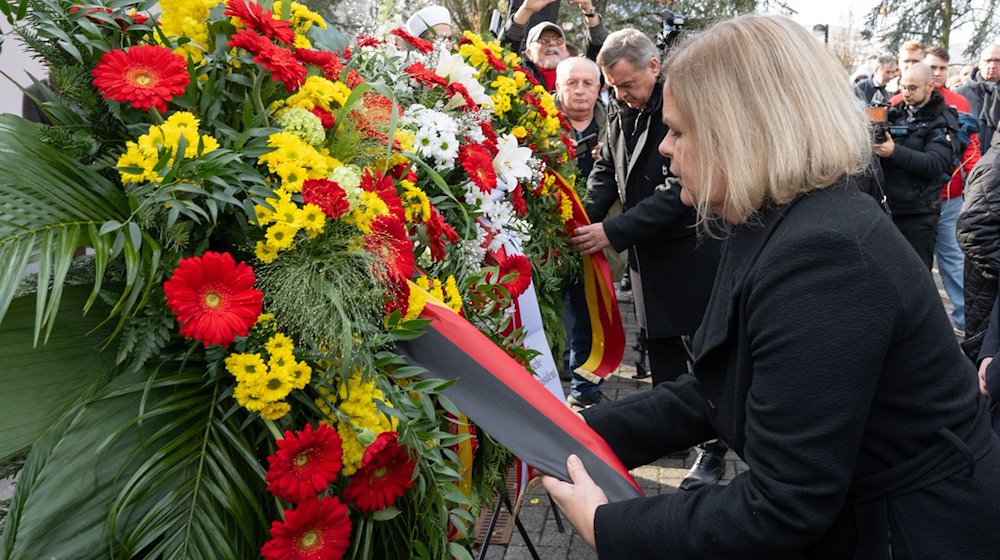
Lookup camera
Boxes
[867,103,890,144]
[656,9,687,52]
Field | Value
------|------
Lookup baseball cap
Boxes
[526,21,565,45]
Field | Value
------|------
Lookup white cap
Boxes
[406,5,452,38]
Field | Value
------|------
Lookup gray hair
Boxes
[874,54,897,70]
[596,29,660,70]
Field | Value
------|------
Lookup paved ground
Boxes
[476,265,959,560]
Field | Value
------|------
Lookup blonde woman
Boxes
[544,14,1000,559]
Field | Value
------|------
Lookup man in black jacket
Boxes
[855,53,898,105]
[876,63,958,269]
[570,28,724,487]
[957,44,1000,153]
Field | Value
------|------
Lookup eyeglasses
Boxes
[534,36,565,47]
[898,84,926,93]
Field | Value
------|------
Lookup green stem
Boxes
[263,418,283,440]
[148,106,165,125]
[252,69,267,118]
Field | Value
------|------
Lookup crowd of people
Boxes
[405,3,1000,557]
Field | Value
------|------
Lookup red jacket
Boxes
[890,86,981,199]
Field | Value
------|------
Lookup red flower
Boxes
[484,48,508,72]
[310,106,336,129]
[390,28,434,53]
[446,81,478,111]
[361,169,405,222]
[302,178,349,219]
[225,0,295,45]
[356,35,383,49]
[296,48,345,79]
[382,281,410,317]
[496,255,532,298]
[404,62,448,88]
[229,28,270,55]
[163,251,263,347]
[423,209,459,262]
[365,216,415,284]
[266,424,344,503]
[458,143,497,192]
[344,69,365,89]
[511,184,527,217]
[342,432,417,512]
[519,67,541,87]
[255,44,308,91]
[261,497,352,560]
[91,45,190,113]
[480,121,499,155]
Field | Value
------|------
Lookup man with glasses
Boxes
[501,0,608,92]
[876,63,959,269]
[958,44,1000,152]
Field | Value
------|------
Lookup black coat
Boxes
[957,68,1000,153]
[957,144,1000,358]
[880,90,956,215]
[586,81,720,339]
[583,181,1000,559]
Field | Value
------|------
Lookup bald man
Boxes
[877,63,960,269]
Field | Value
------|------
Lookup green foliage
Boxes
[0,363,269,560]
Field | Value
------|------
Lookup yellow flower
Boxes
[300,203,326,237]
[444,275,463,313]
[288,360,312,389]
[293,33,311,49]
[254,203,277,226]
[273,199,304,228]
[560,192,573,223]
[259,401,291,420]
[225,353,268,384]
[402,286,426,321]
[259,367,294,401]
[269,349,296,371]
[255,240,278,264]
[400,181,431,222]
[117,142,158,184]
[265,222,297,250]
[265,333,295,355]
[511,126,529,139]
[234,381,268,412]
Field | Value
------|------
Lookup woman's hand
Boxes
[541,454,609,550]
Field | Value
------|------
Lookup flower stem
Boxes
[252,69,267,118]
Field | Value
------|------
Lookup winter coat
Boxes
[583,180,1000,559]
[585,78,720,339]
[957,67,1000,153]
[880,90,957,215]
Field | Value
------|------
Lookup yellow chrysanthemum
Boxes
[225,353,268,384]
[259,367,294,402]
[511,126,529,139]
[272,199,304,228]
[269,349,295,372]
[265,222,298,250]
[254,203,277,225]
[444,275,463,313]
[513,70,527,88]
[256,240,279,264]
[403,285,426,321]
[288,360,312,389]
[117,142,158,184]
[234,381,268,412]
[400,181,431,222]
[560,192,573,223]
[265,333,295,355]
[300,203,326,237]
[259,401,291,420]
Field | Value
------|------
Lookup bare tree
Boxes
[862,0,1000,59]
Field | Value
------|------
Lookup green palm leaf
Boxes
[0,363,270,560]
[0,114,159,344]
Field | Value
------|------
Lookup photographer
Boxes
[501,0,608,92]
[876,63,958,269]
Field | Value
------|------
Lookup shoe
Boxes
[567,391,611,408]
[632,363,650,379]
[619,273,631,292]
[679,449,726,491]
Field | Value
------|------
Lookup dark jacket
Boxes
[583,181,1000,559]
[854,76,888,105]
[880,90,957,215]
[957,143,1000,358]
[586,79,720,339]
[957,67,1000,153]
[500,19,607,91]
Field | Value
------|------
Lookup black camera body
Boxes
[656,10,687,52]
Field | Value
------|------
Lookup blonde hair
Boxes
[664,15,870,226]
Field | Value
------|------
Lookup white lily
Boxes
[435,52,493,108]
[493,133,534,192]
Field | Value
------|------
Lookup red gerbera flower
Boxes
[446,81,478,111]
[255,44,308,92]
[390,28,434,53]
[225,0,295,45]
[519,67,541,87]
[484,48,508,72]
[356,35,384,49]
[365,216,415,284]
[496,255,532,298]
[342,432,417,512]
[91,45,190,113]
[163,251,263,347]
[229,28,270,55]
[458,143,497,193]
[261,497,352,560]
[302,178,349,219]
[404,62,448,88]
[266,424,344,503]
[382,281,410,317]
[296,48,345,79]
[480,121,499,155]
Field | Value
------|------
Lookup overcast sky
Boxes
[779,0,880,29]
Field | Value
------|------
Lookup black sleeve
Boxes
[887,125,954,182]
[601,181,689,252]
[593,228,895,558]
[978,290,1000,364]
[957,160,1000,278]
[585,141,618,223]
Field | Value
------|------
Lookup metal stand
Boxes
[476,491,543,560]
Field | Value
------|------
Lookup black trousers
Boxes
[892,211,938,271]
[647,335,692,387]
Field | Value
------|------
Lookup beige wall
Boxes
[0,20,47,117]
